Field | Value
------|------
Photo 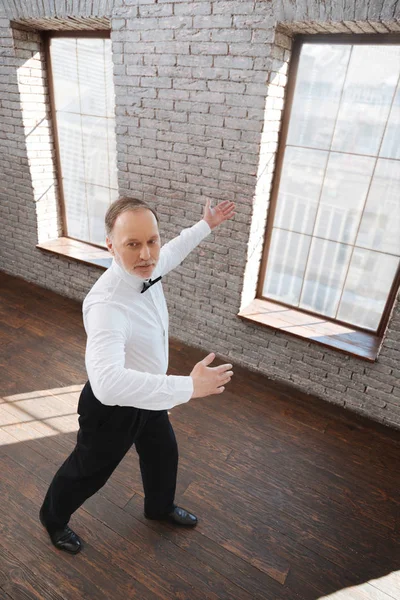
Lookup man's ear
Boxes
[106,236,114,255]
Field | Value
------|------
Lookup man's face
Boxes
[106,208,161,279]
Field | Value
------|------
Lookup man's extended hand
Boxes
[203,199,235,230]
[190,353,233,398]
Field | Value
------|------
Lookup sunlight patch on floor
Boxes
[0,385,83,446]
[319,571,400,599]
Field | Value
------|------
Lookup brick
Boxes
[353,373,393,394]
[214,55,253,69]
[208,79,245,93]
[158,88,190,101]
[140,29,174,42]
[139,3,173,17]
[193,15,232,28]
[154,42,190,54]
[212,29,251,42]
[233,15,275,29]
[178,55,213,67]
[126,18,159,30]
[158,66,192,78]
[175,101,209,113]
[124,42,155,53]
[174,2,211,16]
[140,76,172,88]
[230,69,268,83]
[126,65,157,76]
[229,43,271,57]
[190,42,228,55]
[173,78,207,91]
[365,387,397,404]
[192,67,229,80]
[213,1,255,15]
[390,387,400,399]
[363,368,399,389]
[144,54,176,66]
[174,29,211,42]
[157,16,192,29]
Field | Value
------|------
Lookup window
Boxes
[259,37,400,335]
[48,34,118,247]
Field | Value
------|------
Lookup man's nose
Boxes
[140,245,151,260]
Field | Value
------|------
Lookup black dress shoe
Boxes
[39,509,82,554]
[145,506,198,527]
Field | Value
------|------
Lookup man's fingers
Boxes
[202,352,215,366]
[216,386,225,394]
[220,202,235,213]
[223,207,235,216]
[213,363,232,373]
[219,371,233,380]
[220,205,235,221]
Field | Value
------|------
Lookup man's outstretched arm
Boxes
[85,304,233,408]
[158,200,235,277]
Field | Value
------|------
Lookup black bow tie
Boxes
[141,276,162,293]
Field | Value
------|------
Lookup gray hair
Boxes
[105,197,159,237]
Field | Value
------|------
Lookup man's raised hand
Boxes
[203,199,235,230]
[190,352,233,398]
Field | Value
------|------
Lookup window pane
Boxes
[51,39,80,114]
[338,249,399,330]
[77,38,107,117]
[314,152,375,244]
[86,184,109,246]
[82,115,110,187]
[274,147,328,235]
[380,81,400,160]
[331,45,399,156]
[300,238,353,317]
[287,44,350,150]
[63,178,89,241]
[110,188,119,204]
[263,229,311,305]
[356,158,400,256]
[56,112,84,181]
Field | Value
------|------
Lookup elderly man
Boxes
[40,196,235,554]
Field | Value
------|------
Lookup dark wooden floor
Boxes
[0,271,400,600]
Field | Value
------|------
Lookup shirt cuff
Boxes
[199,219,212,235]
[170,375,194,407]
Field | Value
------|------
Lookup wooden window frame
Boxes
[41,30,112,256]
[248,33,400,357]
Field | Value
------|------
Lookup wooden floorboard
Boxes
[0,271,400,600]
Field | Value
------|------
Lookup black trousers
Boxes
[40,381,178,531]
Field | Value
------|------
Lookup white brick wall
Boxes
[13,27,61,243]
[1,0,400,429]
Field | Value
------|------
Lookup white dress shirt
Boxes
[82,219,211,410]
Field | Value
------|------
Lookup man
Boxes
[40,196,235,554]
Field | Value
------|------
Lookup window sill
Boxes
[238,298,381,362]
[37,237,111,270]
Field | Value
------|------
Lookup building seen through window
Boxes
[261,41,400,332]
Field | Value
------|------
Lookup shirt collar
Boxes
[110,259,148,293]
